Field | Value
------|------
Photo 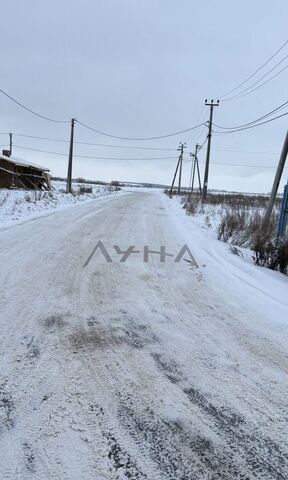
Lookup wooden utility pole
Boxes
[177,142,186,195]
[66,118,75,194]
[202,99,219,200]
[263,130,288,226]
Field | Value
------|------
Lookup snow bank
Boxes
[163,193,288,332]
[0,180,118,228]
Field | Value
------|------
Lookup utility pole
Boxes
[189,151,196,195]
[190,143,202,194]
[277,180,288,237]
[9,133,13,156]
[66,118,75,194]
[177,142,186,195]
[196,153,202,195]
[263,130,288,227]
[202,99,219,200]
[169,155,181,197]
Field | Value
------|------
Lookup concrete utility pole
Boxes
[189,151,196,194]
[66,118,75,194]
[202,99,219,200]
[177,142,186,195]
[196,154,202,195]
[169,155,181,197]
[190,143,202,195]
[9,133,12,156]
[263,130,288,227]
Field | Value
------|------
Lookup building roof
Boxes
[0,153,50,172]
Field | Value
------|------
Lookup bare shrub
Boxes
[0,193,8,207]
[252,238,288,274]
[205,215,212,228]
[185,194,201,215]
[170,189,287,275]
[218,208,288,274]
[34,191,44,202]
[277,239,288,274]
[24,193,32,203]
[229,245,243,256]
[202,192,281,210]
[78,186,93,194]
[218,209,247,244]
[217,209,277,248]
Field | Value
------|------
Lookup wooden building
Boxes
[0,152,51,190]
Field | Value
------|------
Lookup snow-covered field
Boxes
[0,189,288,479]
[0,181,118,228]
[180,194,284,268]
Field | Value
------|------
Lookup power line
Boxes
[198,160,283,169]
[198,136,208,150]
[193,122,208,146]
[235,53,288,96]
[0,88,205,140]
[13,144,179,161]
[11,133,177,151]
[213,99,288,130]
[220,39,288,98]
[212,147,279,155]
[213,110,288,134]
[188,105,206,144]
[0,89,70,124]
[76,119,205,141]
[222,62,288,102]
[11,144,285,169]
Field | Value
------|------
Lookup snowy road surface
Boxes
[0,191,288,479]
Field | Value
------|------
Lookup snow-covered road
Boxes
[0,191,288,479]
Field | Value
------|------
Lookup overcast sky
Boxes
[0,0,287,192]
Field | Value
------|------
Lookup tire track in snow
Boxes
[151,351,288,479]
[1,191,288,479]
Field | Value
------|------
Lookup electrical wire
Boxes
[220,39,288,98]
[13,144,179,161]
[0,87,203,139]
[12,133,177,151]
[76,119,205,141]
[198,160,281,169]
[222,62,288,102]
[198,136,208,150]
[11,144,283,169]
[213,110,288,134]
[193,122,208,145]
[213,99,288,130]
[212,147,279,155]
[11,95,285,146]
[188,105,206,144]
[0,89,70,123]
[183,157,279,168]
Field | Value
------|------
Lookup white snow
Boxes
[0,189,287,479]
[0,153,50,171]
[0,180,122,228]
